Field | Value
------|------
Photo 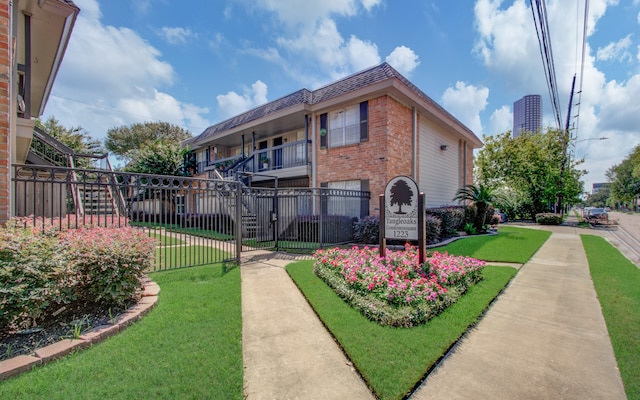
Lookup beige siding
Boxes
[418,117,460,208]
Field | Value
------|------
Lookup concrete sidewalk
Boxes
[241,251,373,400]
[412,224,627,399]
[241,223,628,399]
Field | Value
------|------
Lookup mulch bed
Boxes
[0,301,132,362]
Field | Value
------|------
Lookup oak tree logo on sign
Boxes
[384,176,419,240]
[389,178,414,214]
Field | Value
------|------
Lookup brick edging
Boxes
[0,278,160,381]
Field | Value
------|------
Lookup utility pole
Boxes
[556,74,576,214]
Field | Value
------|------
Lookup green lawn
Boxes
[582,234,640,399]
[434,226,551,263]
[287,261,516,400]
[131,221,234,241]
[154,245,232,271]
[0,264,243,400]
[148,231,184,246]
[285,226,553,399]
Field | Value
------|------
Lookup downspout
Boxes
[311,113,317,188]
[412,108,417,179]
[7,1,16,220]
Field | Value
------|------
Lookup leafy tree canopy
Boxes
[124,140,191,177]
[35,116,103,156]
[105,122,191,161]
[606,145,640,207]
[474,128,585,219]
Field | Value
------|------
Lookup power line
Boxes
[572,0,590,141]
[529,0,563,130]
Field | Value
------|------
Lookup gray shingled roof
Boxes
[193,62,473,144]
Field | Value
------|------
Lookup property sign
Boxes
[384,176,419,240]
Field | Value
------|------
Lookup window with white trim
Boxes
[329,104,360,147]
[327,180,362,217]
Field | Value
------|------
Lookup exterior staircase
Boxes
[27,126,123,218]
[210,168,262,239]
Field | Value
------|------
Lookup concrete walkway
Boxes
[241,252,373,400]
[412,223,627,399]
[241,221,628,399]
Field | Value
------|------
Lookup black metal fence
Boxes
[12,164,241,271]
[240,187,370,252]
[11,164,371,268]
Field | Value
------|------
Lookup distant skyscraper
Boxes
[513,94,542,137]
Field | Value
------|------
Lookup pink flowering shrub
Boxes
[0,218,155,333]
[313,244,485,327]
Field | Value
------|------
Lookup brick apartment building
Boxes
[187,62,483,214]
[0,0,79,224]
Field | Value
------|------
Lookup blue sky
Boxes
[45,0,640,192]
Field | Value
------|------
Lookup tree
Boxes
[124,140,191,176]
[474,129,585,219]
[606,145,640,209]
[105,122,191,161]
[36,116,103,155]
[390,179,413,214]
[453,184,498,232]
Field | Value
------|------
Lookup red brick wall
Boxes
[316,95,414,215]
[0,0,11,225]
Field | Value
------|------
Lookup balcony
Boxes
[197,139,311,182]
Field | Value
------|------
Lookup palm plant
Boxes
[453,184,498,232]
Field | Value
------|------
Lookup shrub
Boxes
[426,215,441,244]
[0,226,64,331]
[0,219,155,333]
[353,215,380,244]
[464,205,477,227]
[535,213,562,225]
[62,227,156,306]
[463,222,478,235]
[426,206,466,237]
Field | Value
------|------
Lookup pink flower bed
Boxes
[313,244,486,327]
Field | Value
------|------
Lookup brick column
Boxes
[0,0,11,225]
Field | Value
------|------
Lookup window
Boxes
[326,180,362,218]
[321,101,368,149]
[329,105,360,147]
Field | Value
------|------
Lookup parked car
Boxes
[586,207,608,223]
[493,209,507,223]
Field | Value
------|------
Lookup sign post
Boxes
[380,176,425,264]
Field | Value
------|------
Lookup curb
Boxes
[0,279,160,382]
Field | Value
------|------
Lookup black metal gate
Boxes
[240,187,370,253]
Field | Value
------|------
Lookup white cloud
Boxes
[386,46,420,76]
[160,27,196,45]
[277,18,382,80]
[240,0,391,83]
[488,105,512,135]
[597,34,633,62]
[472,0,638,191]
[597,74,640,133]
[441,82,489,135]
[361,0,382,12]
[44,0,210,140]
[346,36,381,71]
[242,0,379,29]
[216,80,269,119]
